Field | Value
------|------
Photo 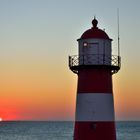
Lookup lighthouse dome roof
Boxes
[79,18,111,40]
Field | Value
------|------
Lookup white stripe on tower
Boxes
[76,93,115,121]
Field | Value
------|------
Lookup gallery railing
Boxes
[69,54,121,74]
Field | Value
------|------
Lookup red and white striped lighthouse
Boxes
[69,18,121,140]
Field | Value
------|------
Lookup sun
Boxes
[0,117,3,121]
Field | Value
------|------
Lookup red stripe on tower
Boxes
[69,17,121,140]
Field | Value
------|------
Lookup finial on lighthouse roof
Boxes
[92,16,98,28]
[80,17,111,40]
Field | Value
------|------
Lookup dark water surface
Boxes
[0,121,139,140]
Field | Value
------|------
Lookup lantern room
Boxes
[69,18,121,74]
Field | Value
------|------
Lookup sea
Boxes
[0,121,139,140]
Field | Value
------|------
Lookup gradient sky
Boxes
[0,0,140,121]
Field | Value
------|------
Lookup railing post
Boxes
[69,56,70,67]
[83,55,84,65]
[103,54,105,65]
[118,56,121,68]
[72,57,74,67]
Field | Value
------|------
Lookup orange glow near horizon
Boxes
[0,58,140,121]
[0,58,77,120]
[0,118,2,121]
[0,66,77,121]
[113,70,140,121]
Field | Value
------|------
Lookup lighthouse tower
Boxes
[69,18,121,140]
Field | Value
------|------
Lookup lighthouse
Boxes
[69,18,121,140]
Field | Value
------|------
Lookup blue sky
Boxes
[0,0,140,57]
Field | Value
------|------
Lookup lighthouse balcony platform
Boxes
[69,54,121,74]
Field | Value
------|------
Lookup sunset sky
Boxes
[0,0,140,121]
